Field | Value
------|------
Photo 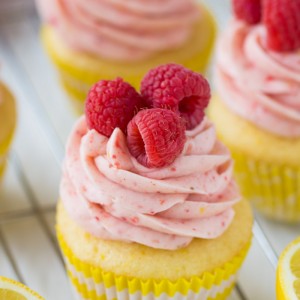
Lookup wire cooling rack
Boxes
[0,1,299,299]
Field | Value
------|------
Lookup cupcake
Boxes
[57,64,253,300]
[209,0,300,222]
[0,77,16,182]
[35,0,216,113]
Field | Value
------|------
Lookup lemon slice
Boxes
[277,237,300,300]
[0,277,44,300]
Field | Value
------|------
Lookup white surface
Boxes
[0,0,297,299]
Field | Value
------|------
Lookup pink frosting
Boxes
[36,0,199,61]
[60,116,239,250]
[216,20,300,137]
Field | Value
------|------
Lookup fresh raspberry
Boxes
[127,108,186,168]
[263,0,300,52]
[85,78,145,137]
[141,64,210,130]
[232,0,261,25]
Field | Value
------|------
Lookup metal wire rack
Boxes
[0,1,298,299]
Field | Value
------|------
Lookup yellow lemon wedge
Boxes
[277,237,300,300]
[0,277,44,300]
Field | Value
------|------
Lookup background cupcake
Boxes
[210,0,300,222]
[57,64,253,300]
[0,75,16,182]
[35,0,216,113]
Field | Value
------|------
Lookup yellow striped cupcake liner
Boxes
[57,229,251,300]
[233,151,300,222]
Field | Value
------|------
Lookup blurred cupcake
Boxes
[57,64,253,300]
[0,77,16,182]
[210,0,300,222]
[36,0,216,113]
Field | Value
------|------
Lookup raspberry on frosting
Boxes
[141,64,211,130]
[232,0,261,25]
[127,108,186,168]
[85,78,145,137]
[263,0,300,52]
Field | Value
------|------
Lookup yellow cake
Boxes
[0,81,16,181]
[39,1,216,114]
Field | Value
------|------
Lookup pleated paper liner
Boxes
[57,229,251,300]
[233,151,300,222]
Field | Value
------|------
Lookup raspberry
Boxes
[263,0,300,52]
[127,108,186,168]
[232,0,261,25]
[85,78,145,137]
[141,64,210,130]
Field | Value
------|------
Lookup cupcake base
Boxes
[209,96,300,222]
[41,4,216,115]
[56,199,252,300]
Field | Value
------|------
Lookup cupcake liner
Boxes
[57,229,251,300]
[233,151,300,222]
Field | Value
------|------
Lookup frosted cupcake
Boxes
[0,78,16,182]
[36,0,216,113]
[210,0,300,221]
[57,64,253,300]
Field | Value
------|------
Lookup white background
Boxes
[0,1,299,299]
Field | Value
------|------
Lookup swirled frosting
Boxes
[36,0,199,61]
[60,116,239,250]
[216,20,300,137]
